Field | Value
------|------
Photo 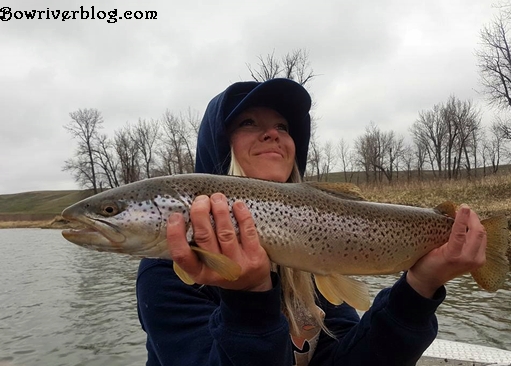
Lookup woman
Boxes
[136,78,486,365]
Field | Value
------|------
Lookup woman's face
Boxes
[230,107,296,182]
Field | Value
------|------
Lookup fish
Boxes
[61,173,510,310]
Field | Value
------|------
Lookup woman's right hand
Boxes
[167,193,273,292]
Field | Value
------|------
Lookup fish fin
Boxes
[314,273,371,310]
[471,215,510,291]
[191,246,242,281]
[304,182,366,201]
[173,262,195,285]
[434,201,457,218]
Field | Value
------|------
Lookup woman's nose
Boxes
[260,128,279,142]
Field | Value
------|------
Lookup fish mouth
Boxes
[61,210,126,249]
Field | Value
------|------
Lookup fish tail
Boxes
[471,215,510,291]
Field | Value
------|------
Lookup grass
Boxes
[358,174,511,219]
[0,190,94,215]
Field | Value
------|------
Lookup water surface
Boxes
[1,229,510,365]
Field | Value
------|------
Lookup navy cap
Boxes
[195,78,312,177]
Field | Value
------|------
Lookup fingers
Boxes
[167,213,201,273]
[233,200,260,255]
[446,204,486,264]
[446,205,471,258]
[167,193,269,290]
[210,193,239,258]
[189,195,218,253]
[464,208,487,264]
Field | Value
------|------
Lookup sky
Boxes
[0,0,502,194]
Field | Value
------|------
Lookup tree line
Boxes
[63,109,200,193]
[64,5,511,191]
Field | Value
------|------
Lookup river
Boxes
[1,228,510,365]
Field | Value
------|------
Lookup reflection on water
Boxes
[1,229,510,365]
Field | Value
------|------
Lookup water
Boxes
[1,229,510,365]
[0,229,145,366]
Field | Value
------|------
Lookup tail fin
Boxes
[471,216,510,291]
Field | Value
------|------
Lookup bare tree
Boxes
[442,96,481,179]
[493,112,511,138]
[63,108,103,193]
[95,134,120,189]
[411,97,481,180]
[321,141,337,181]
[305,120,322,181]
[115,125,140,184]
[354,122,401,184]
[477,8,511,109]
[401,145,415,182]
[134,118,160,179]
[487,119,507,173]
[410,104,446,178]
[247,50,283,82]
[337,138,355,183]
[387,133,405,182]
[247,49,316,87]
[159,110,196,175]
[414,139,428,180]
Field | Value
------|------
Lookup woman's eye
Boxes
[238,118,255,127]
[276,123,289,132]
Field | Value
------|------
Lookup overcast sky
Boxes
[0,0,501,194]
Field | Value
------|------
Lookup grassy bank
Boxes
[0,189,94,228]
[359,174,511,219]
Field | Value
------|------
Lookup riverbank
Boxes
[0,215,82,229]
[2,174,511,229]
[0,189,94,229]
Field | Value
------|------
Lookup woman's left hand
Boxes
[406,204,487,298]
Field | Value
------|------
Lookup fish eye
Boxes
[101,202,119,216]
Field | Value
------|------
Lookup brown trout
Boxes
[61,174,510,310]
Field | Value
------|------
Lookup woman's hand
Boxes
[407,204,487,298]
[167,193,272,292]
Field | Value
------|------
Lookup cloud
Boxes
[0,0,498,193]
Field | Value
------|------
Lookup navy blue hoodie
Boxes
[136,79,445,366]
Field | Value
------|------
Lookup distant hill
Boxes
[0,189,94,222]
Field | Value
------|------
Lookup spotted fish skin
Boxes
[61,173,510,309]
[62,173,455,275]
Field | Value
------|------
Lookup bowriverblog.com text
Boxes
[0,6,157,23]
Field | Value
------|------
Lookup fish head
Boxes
[61,181,189,258]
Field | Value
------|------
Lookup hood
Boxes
[195,78,312,177]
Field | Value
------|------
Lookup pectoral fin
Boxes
[314,273,371,310]
[173,247,242,285]
[173,262,195,285]
[191,246,242,282]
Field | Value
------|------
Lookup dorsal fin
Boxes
[304,182,366,201]
[434,201,457,218]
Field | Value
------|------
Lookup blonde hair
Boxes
[228,149,329,337]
